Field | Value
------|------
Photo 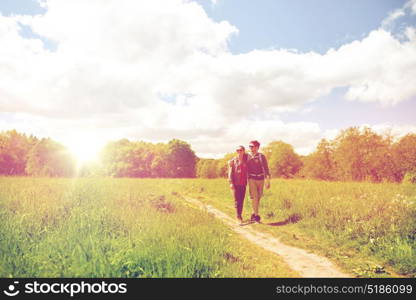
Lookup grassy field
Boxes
[180,179,416,278]
[0,177,297,278]
[1,177,415,278]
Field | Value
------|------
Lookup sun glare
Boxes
[64,137,104,165]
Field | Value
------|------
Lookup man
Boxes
[247,140,270,223]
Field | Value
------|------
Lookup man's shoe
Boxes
[255,215,261,223]
[250,214,256,222]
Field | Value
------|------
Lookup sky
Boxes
[0,0,415,159]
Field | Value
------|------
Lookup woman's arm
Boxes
[228,160,235,189]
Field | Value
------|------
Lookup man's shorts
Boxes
[248,178,264,201]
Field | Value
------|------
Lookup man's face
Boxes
[249,144,258,154]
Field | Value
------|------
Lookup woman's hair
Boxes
[243,153,248,162]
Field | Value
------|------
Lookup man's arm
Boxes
[262,154,271,179]
[262,154,271,189]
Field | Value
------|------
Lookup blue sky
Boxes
[280,87,416,130]
[198,0,410,53]
[0,0,46,16]
[196,0,416,130]
[0,0,415,157]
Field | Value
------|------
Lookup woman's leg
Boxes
[234,185,245,219]
[233,187,241,219]
[239,185,246,218]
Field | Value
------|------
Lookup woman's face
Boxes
[236,147,245,155]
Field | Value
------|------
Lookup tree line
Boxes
[0,130,197,178]
[197,127,416,183]
[1,127,415,183]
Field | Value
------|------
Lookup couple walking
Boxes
[228,140,270,225]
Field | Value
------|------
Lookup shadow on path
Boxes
[240,214,301,227]
[265,219,291,226]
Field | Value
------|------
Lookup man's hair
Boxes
[249,140,260,148]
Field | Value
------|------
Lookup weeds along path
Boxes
[183,197,350,278]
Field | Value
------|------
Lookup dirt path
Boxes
[184,197,350,278]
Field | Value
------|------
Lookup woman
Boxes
[228,145,248,224]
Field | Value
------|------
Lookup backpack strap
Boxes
[258,153,266,178]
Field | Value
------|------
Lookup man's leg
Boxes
[249,179,260,217]
[255,179,264,221]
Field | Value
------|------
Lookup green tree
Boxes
[0,130,37,175]
[100,139,133,177]
[128,141,155,177]
[196,159,207,178]
[263,141,302,178]
[150,143,170,178]
[216,153,234,178]
[301,139,336,180]
[101,139,198,178]
[166,139,197,178]
[332,127,396,182]
[196,158,218,178]
[26,138,75,177]
[393,134,416,182]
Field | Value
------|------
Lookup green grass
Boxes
[2,177,414,278]
[0,177,296,278]
[179,178,416,278]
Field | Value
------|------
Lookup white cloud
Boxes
[333,30,416,105]
[406,0,416,14]
[0,0,416,158]
[382,0,416,28]
[382,8,406,29]
[366,123,416,141]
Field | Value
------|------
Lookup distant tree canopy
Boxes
[203,127,416,183]
[263,141,303,178]
[393,133,416,180]
[301,128,416,183]
[100,138,197,178]
[0,130,38,175]
[300,139,335,181]
[1,127,416,183]
[196,153,234,179]
[26,138,76,177]
[167,139,198,178]
[196,159,219,178]
[332,127,397,182]
[101,139,157,177]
